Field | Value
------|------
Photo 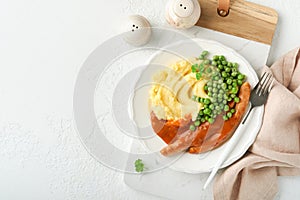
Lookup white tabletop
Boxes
[0,0,299,199]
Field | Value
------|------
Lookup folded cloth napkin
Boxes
[213,48,300,200]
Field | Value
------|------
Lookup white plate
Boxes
[132,39,264,173]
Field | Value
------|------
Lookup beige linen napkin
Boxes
[213,48,300,200]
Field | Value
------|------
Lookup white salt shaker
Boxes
[166,0,201,29]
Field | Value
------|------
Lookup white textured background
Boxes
[0,0,299,199]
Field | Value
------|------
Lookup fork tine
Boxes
[262,76,273,95]
[255,72,267,95]
[259,73,272,96]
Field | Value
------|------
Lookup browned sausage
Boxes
[150,112,191,144]
[188,82,251,154]
[189,114,224,153]
[152,82,251,156]
[160,129,198,156]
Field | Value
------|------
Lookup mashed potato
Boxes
[149,59,209,121]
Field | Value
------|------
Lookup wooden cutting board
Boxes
[197,0,278,45]
[124,0,278,199]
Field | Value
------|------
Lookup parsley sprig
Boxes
[134,159,145,172]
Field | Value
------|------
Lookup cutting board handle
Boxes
[217,0,230,17]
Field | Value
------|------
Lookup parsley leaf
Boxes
[196,72,202,80]
[191,64,198,73]
[134,159,145,172]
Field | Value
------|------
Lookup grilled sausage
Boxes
[188,82,251,154]
[160,129,198,156]
[159,82,251,156]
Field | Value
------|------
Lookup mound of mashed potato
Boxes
[149,59,209,121]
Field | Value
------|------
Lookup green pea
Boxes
[205,67,212,74]
[190,124,196,131]
[204,98,210,104]
[213,82,217,88]
[228,85,232,90]
[227,62,232,67]
[218,93,223,98]
[234,97,240,103]
[231,87,238,94]
[204,104,209,108]
[223,94,228,99]
[222,61,227,65]
[212,93,218,98]
[197,97,202,102]
[208,118,214,124]
[215,105,221,111]
[231,108,235,113]
[204,85,208,91]
[221,83,227,89]
[209,104,215,110]
[213,55,219,61]
[205,108,211,114]
[207,81,212,86]
[194,120,201,126]
[201,118,206,123]
[208,87,212,92]
[222,71,227,78]
[212,114,217,118]
[208,92,212,97]
[199,110,203,116]
[227,112,232,118]
[233,63,239,68]
[217,60,221,65]
[204,59,210,65]
[238,74,244,80]
[237,80,243,85]
[214,76,219,81]
[226,79,232,85]
[232,82,237,87]
[220,104,224,110]
[217,110,222,114]
[218,97,223,102]
[213,110,218,115]
[223,115,229,120]
[231,93,236,98]
[231,72,238,77]
[218,79,223,84]
[222,99,227,105]
[212,88,218,93]
[201,50,208,56]
[219,55,225,61]
[205,115,209,120]
[218,65,224,70]
[211,97,216,103]
[219,89,224,94]
[224,105,229,111]
[228,97,232,101]
[211,61,217,66]
[225,67,231,73]
[232,68,237,72]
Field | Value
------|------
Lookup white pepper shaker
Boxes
[122,15,152,46]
